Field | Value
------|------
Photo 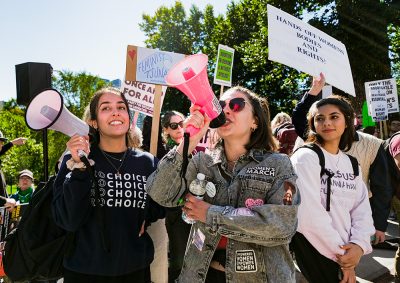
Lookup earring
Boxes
[251,127,256,132]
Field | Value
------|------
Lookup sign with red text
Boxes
[125,45,185,85]
[364,78,399,115]
[121,81,167,117]
[267,4,355,96]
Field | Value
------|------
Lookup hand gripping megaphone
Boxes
[25,88,89,157]
[165,54,226,136]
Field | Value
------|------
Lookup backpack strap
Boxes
[297,144,334,211]
[345,154,359,177]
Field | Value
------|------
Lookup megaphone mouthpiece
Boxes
[182,67,196,80]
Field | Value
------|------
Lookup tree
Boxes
[140,1,221,115]
[52,70,110,118]
[140,0,400,116]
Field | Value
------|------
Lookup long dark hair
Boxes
[222,86,278,152]
[88,87,131,147]
[161,110,185,143]
[306,95,355,151]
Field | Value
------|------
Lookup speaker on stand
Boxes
[15,62,52,106]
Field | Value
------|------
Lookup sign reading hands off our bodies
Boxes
[267,4,355,96]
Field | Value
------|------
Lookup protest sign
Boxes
[213,44,235,87]
[121,81,167,117]
[267,4,355,96]
[364,78,399,115]
[367,86,388,122]
[125,45,185,85]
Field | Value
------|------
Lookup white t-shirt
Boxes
[291,144,375,261]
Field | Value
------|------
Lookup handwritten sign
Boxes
[267,4,355,96]
[125,45,185,85]
[367,86,388,122]
[214,44,235,87]
[364,78,399,115]
[121,81,167,117]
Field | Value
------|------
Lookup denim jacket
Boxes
[147,146,299,283]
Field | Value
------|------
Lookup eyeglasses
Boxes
[219,97,246,112]
[168,121,184,130]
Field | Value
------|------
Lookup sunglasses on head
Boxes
[168,121,184,130]
[219,97,246,112]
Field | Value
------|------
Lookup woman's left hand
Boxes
[340,267,356,283]
[182,194,211,223]
[336,243,364,269]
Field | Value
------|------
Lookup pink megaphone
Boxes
[165,54,226,136]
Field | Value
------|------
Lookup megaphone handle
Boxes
[78,149,88,159]
[185,125,200,137]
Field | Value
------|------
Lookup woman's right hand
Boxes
[66,134,90,162]
[309,72,326,96]
[177,105,211,155]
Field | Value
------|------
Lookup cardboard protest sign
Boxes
[121,81,167,117]
[364,78,399,115]
[213,45,235,87]
[267,4,355,96]
[367,86,388,122]
[125,45,185,85]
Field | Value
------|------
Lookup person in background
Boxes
[292,73,392,246]
[10,169,34,205]
[162,111,185,151]
[388,117,400,137]
[161,111,190,282]
[0,131,21,210]
[53,87,165,283]
[271,112,298,155]
[388,132,400,279]
[290,95,375,283]
[271,112,292,134]
[354,114,363,131]
[141,115,169,283]
[147,86,299,282]
[0,132,27,159]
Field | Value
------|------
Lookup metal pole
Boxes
[42,128,48,181]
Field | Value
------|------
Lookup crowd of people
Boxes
[0,74,399,283]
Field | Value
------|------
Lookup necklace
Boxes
[335,153,341,168]
[100,148,129,175]
[102,150,124,162]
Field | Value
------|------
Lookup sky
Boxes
[0,0,231,102]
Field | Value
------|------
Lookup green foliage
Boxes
[52,70,110,118]
[0,109,43,184]
[140,0,400,116]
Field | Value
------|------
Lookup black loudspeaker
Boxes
[15,62,52,106]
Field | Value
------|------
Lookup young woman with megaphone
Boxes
[147,86,299,282]
[52,87,165,283]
